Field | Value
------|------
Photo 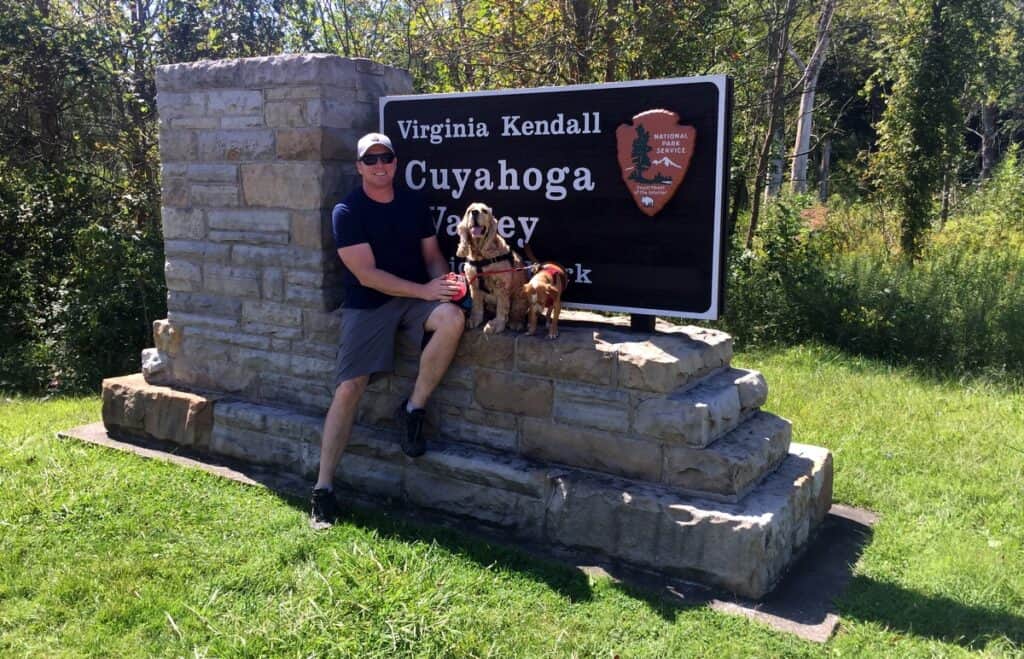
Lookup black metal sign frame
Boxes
[381,76,732,320]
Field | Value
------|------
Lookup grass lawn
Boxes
[1,344,1022,657]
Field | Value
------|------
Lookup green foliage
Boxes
[0,165,165,393]
[720,190,1024,379]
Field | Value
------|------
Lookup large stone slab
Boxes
[102,373,218,448]
[632,368,767,447]
[545,443,833,599]
[661,411,792,501]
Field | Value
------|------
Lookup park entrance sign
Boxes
[381,76,732,320]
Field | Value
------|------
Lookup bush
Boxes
[717,192,1024,379]
[0,166,165,393]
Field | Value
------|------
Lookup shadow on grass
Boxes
[839,576,1024,649]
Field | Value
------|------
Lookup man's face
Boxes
[356,144,397,190]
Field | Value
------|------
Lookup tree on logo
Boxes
[629,125,653,181]
[630,124,672,184]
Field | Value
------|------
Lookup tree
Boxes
[789,0,838,193]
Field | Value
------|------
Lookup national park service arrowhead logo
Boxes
[616,109,696,217]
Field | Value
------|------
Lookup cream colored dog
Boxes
[456,202,528,333]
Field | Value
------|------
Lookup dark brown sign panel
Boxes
[381,76,732,319]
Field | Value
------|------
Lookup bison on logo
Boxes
[615,109,696,217]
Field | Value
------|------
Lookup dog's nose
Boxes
[471,209,479,219]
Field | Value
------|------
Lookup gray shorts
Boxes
[334,297,443,386]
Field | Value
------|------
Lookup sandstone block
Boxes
[198,130,274,161]
[156,91,206,118]
[152,319,183,355]
[167,311,238,330]
[615,335,709,393]
[164,259,202,292]
[206,89,262,116]
[291,210,331,249]
[241,162,325,210]
[290,354,333,379]
[164,241,230,263]
[102,373,216,448]
[516,329,616,385]
[162,176,189,207]
[552,382,629,433]
[232,245,323,270]
[242,299,302,327]
[141,348,170,379]
[210,424,314,476]
[203,265,261,299]
[242,322,303,340]
[453,330,515,370]
[520,418,662,482]
[262,268,284,301]
[162,207,205,240]
[735,369,768,409]
[303,310,341,344]
[357,390,404,430]
[265,100,313,128]
[216,400,269,431]
[437,408,517,452]
[159,129,196,162]
[232,347,290,374]
[259,372,333,412]
[166,291,241,319]
[190,184,238,207]
[417,444,549,497]
[404,468,544,534]
[220,116,264,129]
[187,164,238,183]
[661,412,792,500]
[337,453,403,499]
[474,369,552,417]
[632,368,753,447]
[209,230,289,245]
[208,209,290,232]
[169,116,219,129]
[265,85,322,100]
[186,326,271,350]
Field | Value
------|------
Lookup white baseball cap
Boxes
[356,132,394,158]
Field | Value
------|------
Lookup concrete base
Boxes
[100,375,832,599]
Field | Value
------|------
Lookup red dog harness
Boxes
[538,263,567,308]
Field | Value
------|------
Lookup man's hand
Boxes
[421,275,462,302]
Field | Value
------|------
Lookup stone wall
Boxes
[148,55,412,405]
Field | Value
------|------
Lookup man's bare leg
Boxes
[409,303,465,409]
[316,374,369,489]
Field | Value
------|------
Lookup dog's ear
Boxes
[456,222,470,257]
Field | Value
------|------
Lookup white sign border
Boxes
[380,75,729,320]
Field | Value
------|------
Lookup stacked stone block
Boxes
[149,55,411,405]
[103,54,835,600]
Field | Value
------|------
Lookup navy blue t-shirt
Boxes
[332,187,435,309]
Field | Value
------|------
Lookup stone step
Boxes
[631,367,768,448]
[209,398,831,598]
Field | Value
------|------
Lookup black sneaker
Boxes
[310,487,341,529]
[397,400,427,457]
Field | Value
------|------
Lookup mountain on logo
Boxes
[651,156,683,168]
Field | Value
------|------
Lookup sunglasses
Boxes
[359,153,395,165]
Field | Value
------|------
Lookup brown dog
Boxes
[522,263,568,339]
[456,202,528,334]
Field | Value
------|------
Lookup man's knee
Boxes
[432,303,465,336]
[333,375,369,405]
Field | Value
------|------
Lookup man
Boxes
[310,132,464,529]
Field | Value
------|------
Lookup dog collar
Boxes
[467,252,513,268]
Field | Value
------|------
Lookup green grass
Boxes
[1,345,1023,657]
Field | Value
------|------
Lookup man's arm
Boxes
[421,235,449,279]
[339,243,456,301]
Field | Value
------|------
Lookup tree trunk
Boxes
[604,0,620,81]
[818,136,832,201]
[767,124,785,199]
[746,0,799,249]
[789,0,837,194]
[979,102,997,180]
